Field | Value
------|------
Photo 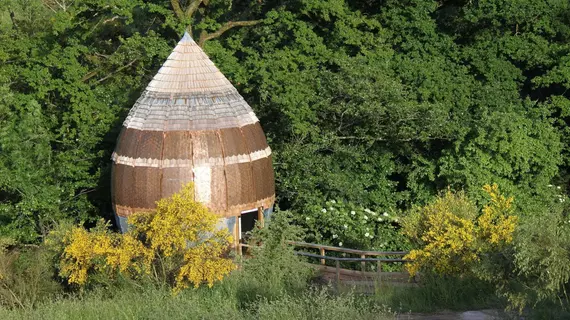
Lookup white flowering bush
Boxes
[298,199,410,251]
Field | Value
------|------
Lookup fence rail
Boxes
[238,241,413,289]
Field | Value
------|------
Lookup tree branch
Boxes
[9,11,18,30]
[198,20,262,47]
[41,0,58,13]
[170,0,184,20]
[102,15,121,24]
[170,0,204,35]
[96,59,138,83]
[81,70,99,82]
[185,0,203,19]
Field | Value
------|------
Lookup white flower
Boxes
[369,235,374,239]
[394,218,399,222]
[364,215,368,220]
[338,242,343,246]
[548,184,553,187]
[383,212,389,217]
[331,200,336,204]
[306,217,310,221]
[329,207,334,211]
[350,210,356,215]
[377,218,383,222]
[321,208,327,213]
[557,186,562,190]
[332,234,338,239]
[365,208,377,215]
[365,232,370,237]
[343,224,348,229]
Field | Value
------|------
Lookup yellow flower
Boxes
[403,185,518,277]
[56,183,235,291]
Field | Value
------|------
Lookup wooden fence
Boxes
[238,241,414,289]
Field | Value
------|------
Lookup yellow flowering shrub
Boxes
[129,183,235,291]
[477,184,518,249]
[58,221,153,286]
[403,190,479,276]
[56,183,235,291]
[403,184,518,277]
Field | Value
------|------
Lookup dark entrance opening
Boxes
[240,210,258,242]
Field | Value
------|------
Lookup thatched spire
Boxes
[111,32,275,226]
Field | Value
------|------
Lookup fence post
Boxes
[235,217,242,256]
[361,254,366,275]
[377,260,382,283]
[335,260,340,291]
[320,247,326,265]
[257,207,264,228]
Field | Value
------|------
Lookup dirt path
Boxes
[396,309,504,320]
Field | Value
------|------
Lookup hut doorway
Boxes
[239,209,258,242]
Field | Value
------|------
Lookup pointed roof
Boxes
[122,32,258,132]
[146,32,235,93]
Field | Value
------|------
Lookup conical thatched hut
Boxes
[111,32,275,244]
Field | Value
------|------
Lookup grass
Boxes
[371,274,501,313]
[0,277,393,320]
[2,268,569,319]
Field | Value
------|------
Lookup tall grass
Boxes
[0,277,393,320]
[0,245,62,309]
[372,274,501,313]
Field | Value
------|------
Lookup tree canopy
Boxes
[0,0,569,241]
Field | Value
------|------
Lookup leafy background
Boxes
[0,0,569,243]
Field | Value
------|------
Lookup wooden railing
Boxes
[238,241,412,289]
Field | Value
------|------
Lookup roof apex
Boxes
[180,31,194,43]
[144,29,235,94]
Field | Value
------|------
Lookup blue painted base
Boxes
[115,215,129,233]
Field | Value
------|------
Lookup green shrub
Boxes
[234,210,313,307]
[495,189,570,312]
[401,185,570,313]
[0,239,62,309]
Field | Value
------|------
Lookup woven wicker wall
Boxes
[111,33,275,221]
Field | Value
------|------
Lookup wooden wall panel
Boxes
[252,156,275,200]
[163,131,193,159]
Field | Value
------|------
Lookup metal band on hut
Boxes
[111,32,275,243]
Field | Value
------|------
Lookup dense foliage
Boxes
[0,0,568,242]
[1,0,570,314]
